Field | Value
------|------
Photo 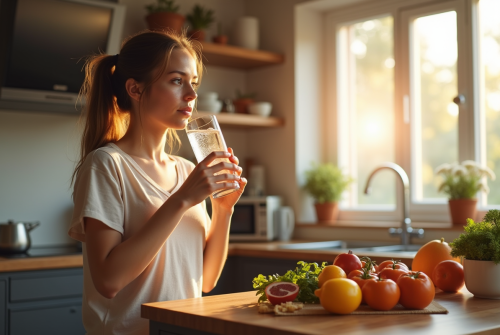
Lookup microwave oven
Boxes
[228,196,282,241]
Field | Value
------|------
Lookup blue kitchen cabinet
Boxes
[0,280,6,335]
[204,256,308,296]
[0,268,84,335]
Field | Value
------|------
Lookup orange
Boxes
[412,238,461,279]
[317,265,346,288]
[314,278,361,314]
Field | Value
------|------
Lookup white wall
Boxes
[0,111,80,246]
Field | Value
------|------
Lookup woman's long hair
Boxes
[71,30,203,186]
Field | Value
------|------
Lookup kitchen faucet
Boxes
[364,162,424,249]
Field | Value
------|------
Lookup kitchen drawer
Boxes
[9,269,83,302]
[9,304,85,335]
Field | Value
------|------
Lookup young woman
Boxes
[68,31,246,335]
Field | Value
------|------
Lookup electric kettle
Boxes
[0,220,40,254]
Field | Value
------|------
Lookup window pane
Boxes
[337,16,395,208]
[480,0,500,205]
[411,11,458,201]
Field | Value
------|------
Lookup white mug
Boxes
[275,206,295,241]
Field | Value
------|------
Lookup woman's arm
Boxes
[85,195,189,299]
[201,149,247,292]
[85,151,241,299]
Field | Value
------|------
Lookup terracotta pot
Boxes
[314,202,339,225]
[464,259,500,299]
[189,30,206,42]
[233,98,254,114]
[212,35,228,44]
[448,199,477,226]
[145,12,185,34]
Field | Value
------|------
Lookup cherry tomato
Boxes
[362,278,400,311]
[376,259,409,273]
[349,271,378,304]
[378,260,409,283]
[397,271,435,309]
[333,250,362,276]
[432,260,464,293]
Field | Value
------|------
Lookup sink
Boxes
[277,240,421,254]
[349,244,421,254]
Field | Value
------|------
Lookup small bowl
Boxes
[248,102,272,117]
[198,100,222,113]
[197,92,218,102]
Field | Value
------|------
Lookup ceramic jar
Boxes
[233,17,259,50]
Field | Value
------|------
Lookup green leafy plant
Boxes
[450,209,500,264]
[186,4,215,30]
[145,0,180,14]
[304,163,353,203]
[252,261,327,304]
[235,89,257,100]
[435,160,495,199]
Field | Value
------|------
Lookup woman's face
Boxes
[141,48,198,130]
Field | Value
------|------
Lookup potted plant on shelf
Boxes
[212,22,228,44]
[186,4,215,42]
[304,163,353,225]
[233,89,256,114]
[435,160,495,226]
[450,209,500,299]
[145,0,184,34]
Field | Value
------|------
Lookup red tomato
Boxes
[376,260,409,273]
[397,271,435,309]
[333,250,362,276]
[378,261,409,283]
[350,271,378,304]
[362,278,400,311]
[432,260,464,293]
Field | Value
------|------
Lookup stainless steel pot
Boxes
[0,220,40,254]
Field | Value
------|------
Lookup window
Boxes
[327,0,499,223]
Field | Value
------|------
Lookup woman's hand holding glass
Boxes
[173,148,246,209]
[211,147,247,212]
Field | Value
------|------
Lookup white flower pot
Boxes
[464,259,500,299]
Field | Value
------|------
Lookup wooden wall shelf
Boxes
[200,42,284,69]
[197,111,284,128]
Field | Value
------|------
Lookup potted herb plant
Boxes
[233,89,256,114]
[450,210,500,299]
[435,160,495,226]
[145,0,184,34]
[186,4,215,42]
[212,22,228,45]
[304,163,353,224]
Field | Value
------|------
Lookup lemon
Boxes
[314,278,361,314]
[317,265,346,288]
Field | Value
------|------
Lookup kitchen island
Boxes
[142,289,500,335]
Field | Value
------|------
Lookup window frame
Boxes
[325,0,483,224]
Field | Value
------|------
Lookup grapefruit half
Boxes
[265,282,300,305]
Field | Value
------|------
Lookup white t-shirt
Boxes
[69,143,210,335]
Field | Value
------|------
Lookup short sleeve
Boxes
[68,150,124,242]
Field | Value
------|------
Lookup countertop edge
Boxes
[0,254,83,272]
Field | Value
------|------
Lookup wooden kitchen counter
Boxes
[142,289,500,335]
[0,240,416,273]
[0,254,83,272]
[227,240,416,267]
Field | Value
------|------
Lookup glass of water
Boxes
[186,115,240,198]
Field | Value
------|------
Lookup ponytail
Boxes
[71,30,203,187]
